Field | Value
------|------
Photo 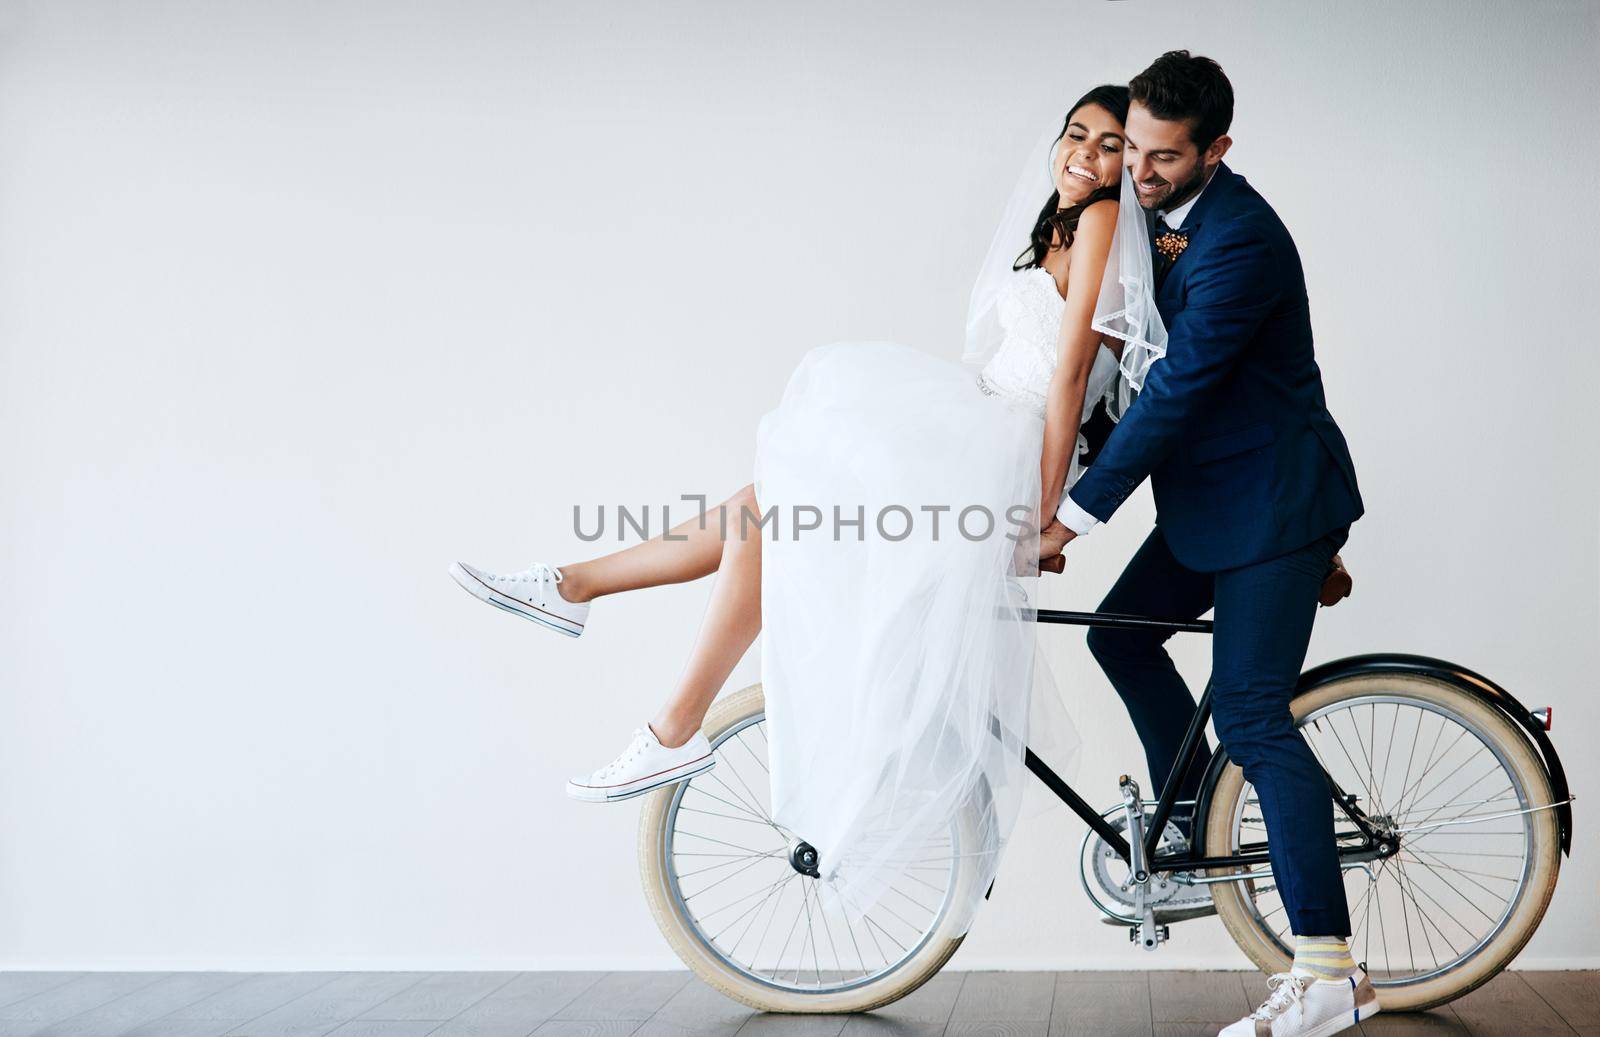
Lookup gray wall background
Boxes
[1,0,1596,968]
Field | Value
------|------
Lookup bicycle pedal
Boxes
[1130,923,1170,950]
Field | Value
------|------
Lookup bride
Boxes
[448,84,1164,928]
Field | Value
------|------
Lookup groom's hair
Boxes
[1129,50,1233,151]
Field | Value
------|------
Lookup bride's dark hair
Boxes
[1014,84,1130,271]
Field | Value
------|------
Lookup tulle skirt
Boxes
[752,339,1080,936]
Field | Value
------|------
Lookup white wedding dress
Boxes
[752,264,1121,934]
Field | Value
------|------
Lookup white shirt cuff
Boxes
[1058,493,1100,535]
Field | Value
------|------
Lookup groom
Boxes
[1047,52,1371,1037]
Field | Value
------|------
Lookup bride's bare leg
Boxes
[649,484,764,748]
[558,486,755,603]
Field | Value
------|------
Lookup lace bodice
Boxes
[977,266,1123,491]
[980,267,1075,417]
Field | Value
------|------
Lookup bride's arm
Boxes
[1038,198,1118,526]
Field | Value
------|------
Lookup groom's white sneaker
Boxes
[447,561,589,637]
[1219,967,1379,1037]
[566,723,716,802]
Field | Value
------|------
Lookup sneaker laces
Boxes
[598,726,654,778]
[496,562,564,607]
[1252,973,1308,1021]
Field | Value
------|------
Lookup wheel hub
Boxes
[788,838,820,877]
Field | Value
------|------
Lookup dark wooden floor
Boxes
[0,970,1592,1037]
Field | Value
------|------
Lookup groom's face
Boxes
[1123,102,1225,212]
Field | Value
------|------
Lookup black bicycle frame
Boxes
[1023,608,1389,874]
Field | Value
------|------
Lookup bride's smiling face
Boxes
[1052,103,1125,205]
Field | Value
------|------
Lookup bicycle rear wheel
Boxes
[1204,672,1561,1011]
[637,683,987,1013]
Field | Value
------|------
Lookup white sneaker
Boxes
[1219,967,1380,1037]
[447,560,589,637]
[566,723,717,803]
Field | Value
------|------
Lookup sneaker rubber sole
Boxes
[566,755,717,803]
[448,561,584,637]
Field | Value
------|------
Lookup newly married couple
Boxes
[449,51,1369,1037]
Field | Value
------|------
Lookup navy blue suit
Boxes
[1068,162,1363,937]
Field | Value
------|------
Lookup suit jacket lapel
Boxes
[1155,162,1240,312]
[1174,160,1235,236]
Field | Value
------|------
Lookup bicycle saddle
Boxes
[1319,553,1352,607]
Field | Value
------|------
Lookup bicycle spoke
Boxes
[694,873,793,924]
[684,852,795,903]
[863,912,910,954]
[1393,723,1465,818]
[1401,847,1512,920]
[769,882,808,980]
[689,784,784,830]
[677,805,787,827]
[1393,849,1418,975]
[1394,853,1519,885]
[1379,703,1401,807]
[721,757,781,829]
[675,829,786,856]
[676,852,785,881]
[1393,856,1451,966]
[1397,789,1517,824]
[1336,705,1382,814]
[1362,864,1376,967]
[736,730,770,774]
[886,880,938,918]
[1393,705,1424,824]
[1400,870,1478,954]
[1401,788,1520,835]
[1368,705,1380,810]
[812,881,846,977]
[1393,726,1471,818]
[718,871,793,950]
[1403,762,1505,834]
[797,879,822,986]
[827,882,870,976]
[1346,877,1376,941]
[1400,857,1442,970]
[859,899,890,963]
[1375,858,1393,975]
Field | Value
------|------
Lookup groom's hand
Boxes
[1038,516,1076,574]
[1042,516,1077,547]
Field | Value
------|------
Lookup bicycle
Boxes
[635,606,1573,1014]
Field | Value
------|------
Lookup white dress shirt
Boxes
[1056,166,1218,536]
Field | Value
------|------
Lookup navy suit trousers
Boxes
[1087,524,1353,937]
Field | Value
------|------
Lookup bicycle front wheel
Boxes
[637,683,989,1013]
[1204,672,1561,1012]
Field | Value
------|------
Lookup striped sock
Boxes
[1292,935,1358,980]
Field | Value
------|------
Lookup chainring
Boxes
[1080,807,1214,922]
